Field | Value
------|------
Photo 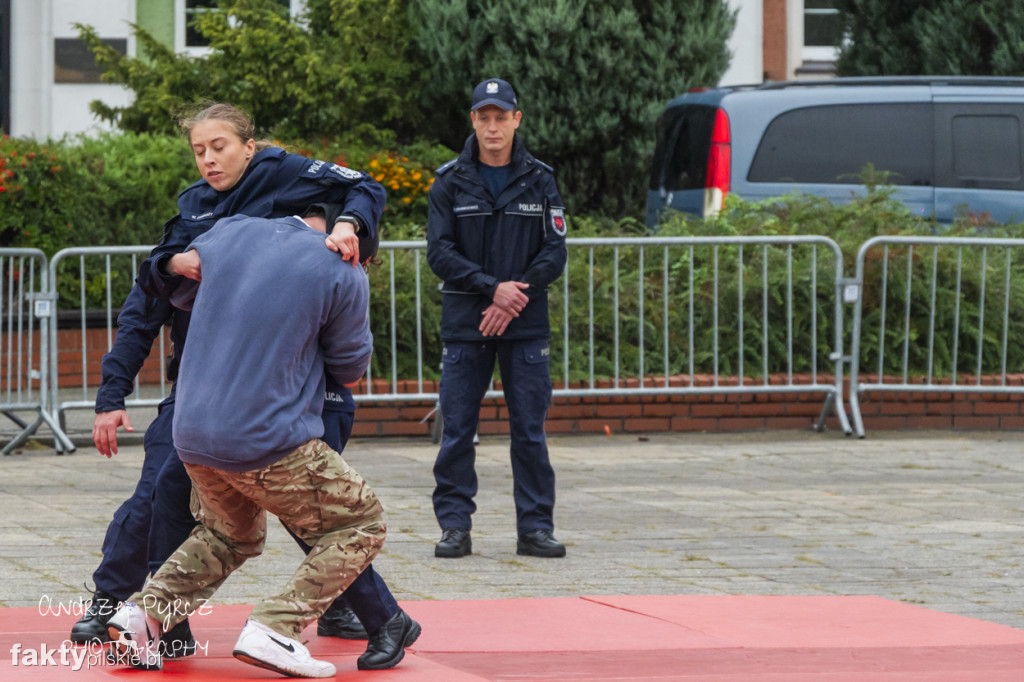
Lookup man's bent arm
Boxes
[320,275,374,387]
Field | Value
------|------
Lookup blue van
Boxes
[647,76,1024,226]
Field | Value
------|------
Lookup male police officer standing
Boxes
[426,78,568,559]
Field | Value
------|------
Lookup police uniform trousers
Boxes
[433,339,557,535]
[149,404,400,634]
[90,395,178,601]
[132,439,386,639]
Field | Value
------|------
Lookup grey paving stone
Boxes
[3,429,1024,631]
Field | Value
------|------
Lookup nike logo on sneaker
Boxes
[268,634,296,653]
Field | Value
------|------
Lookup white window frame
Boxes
[175,0,303,56]
[802,2,841,63]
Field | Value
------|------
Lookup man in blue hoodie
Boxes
[107,207,419,679]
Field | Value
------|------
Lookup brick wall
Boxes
[347,375,1024,437]
[763,0,788,81]
[2,327,171,392]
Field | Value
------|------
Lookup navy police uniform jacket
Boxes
[139,146,384,300]
[106,147,384,415]
[95,283,180,413]
[426,134,567,341]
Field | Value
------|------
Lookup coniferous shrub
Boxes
[411,0,736,217]
[836,0,1024,76]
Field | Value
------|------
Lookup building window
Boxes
[177,0,294,54]
[54,38,128,83]
[803,0,841,59]
[184,0,215,48]
[795,0,840,76]
[804,1,841,47]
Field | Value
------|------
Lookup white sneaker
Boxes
[106,601,163,670]
[233,620,336,678]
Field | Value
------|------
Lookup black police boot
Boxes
[69,589,119,644]
[317,602,368,640]
[434,528,471,558]
[517,529,566,558]
[357,609,422,671]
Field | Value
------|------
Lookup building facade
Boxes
[1,1,838,139]
[722,0,840,86]
[2,0,299,138]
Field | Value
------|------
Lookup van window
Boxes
[649,104,717,192]
[951,114,1021,186]
[747,103,933,186]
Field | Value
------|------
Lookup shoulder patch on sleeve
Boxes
[549,207,568,236]
[435,158,458,175]
[300,158,365,181]
[329,163,366,180]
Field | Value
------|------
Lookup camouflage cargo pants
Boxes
[130,439,386,639]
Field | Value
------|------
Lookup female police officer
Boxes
[74,102,418,671]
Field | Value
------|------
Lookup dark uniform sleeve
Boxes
[425,171,501,297]
[94,284,175,413]
[521,173,568,299]
[137,215,195,299]
[271,154,387,244]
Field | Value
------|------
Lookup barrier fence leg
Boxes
[41,408,76,454]
[2,410,75,455]
[2,414,44,455]
[3,410,28,429]
[849,391,866,439]
[814,391,854,436]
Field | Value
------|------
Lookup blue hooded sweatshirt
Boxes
[170,214,372,472]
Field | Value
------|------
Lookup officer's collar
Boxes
[179,146,287,200]
[461,134,532,173]
[210,146,286,195]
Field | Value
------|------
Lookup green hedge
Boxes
[360,188,1024,383]
[609,192,1024,382]
[0,130,449,254]
[4,133,1023,382]
[0,131,452,311]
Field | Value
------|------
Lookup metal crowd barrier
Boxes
[46,247,172,453]
[27,234,1024,452]
[555,236,850,433]
[847,236,1024,437]
[1,248,73,454]
[361,236,852,435]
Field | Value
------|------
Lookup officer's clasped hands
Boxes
[479,280,530,337]
[492,280,529,314]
